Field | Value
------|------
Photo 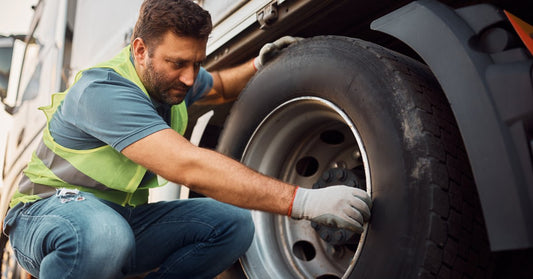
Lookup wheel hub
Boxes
[239,97,371,278]
[311,167,365,246]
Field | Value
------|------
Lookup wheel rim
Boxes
[240,97,371,279]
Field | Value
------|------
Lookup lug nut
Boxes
[320,230,331,242]
[334,230,345,242]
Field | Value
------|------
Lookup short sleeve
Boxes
[50,68,170,152]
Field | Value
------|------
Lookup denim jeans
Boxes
[3,190,254,279]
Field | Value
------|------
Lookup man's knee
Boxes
[56,202,135,273]
[80,224,135,259]
[31,215,135,279]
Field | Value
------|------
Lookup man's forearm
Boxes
[211,58,256,101]
[181,146,296,215]
[123,128,295,215]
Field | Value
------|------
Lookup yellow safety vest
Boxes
[10,46,188,207]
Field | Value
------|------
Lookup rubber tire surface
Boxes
[217,36,492,278]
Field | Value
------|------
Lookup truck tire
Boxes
[216,36,492,278]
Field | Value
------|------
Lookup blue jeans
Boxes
[3,191,254,279]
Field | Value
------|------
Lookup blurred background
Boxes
[0,0,38,188]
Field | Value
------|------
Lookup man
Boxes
[3,0,372,278]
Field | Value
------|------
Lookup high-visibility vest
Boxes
[10,46,188,207]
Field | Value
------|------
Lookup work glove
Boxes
[254,36,302,70]
[290,186,372,233]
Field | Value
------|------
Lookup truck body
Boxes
[1,0,531,278]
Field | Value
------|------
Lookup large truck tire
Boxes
[217,36,493,278]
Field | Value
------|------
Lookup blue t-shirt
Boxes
[49,67,213,152]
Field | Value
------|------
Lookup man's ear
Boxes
[132,37,147,67]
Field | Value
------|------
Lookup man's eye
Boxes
[174,62,184,68]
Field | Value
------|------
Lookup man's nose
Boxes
[179,66,195,87]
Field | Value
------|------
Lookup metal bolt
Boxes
[321,172,331,182]
[334,230,345,242]
[352,150,361,160]
[330,161,347,169]
[320,230,331,242]
[327,245,345,258]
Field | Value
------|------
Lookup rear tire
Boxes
[217,36,492,278]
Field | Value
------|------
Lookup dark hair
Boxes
[132,0,212,48]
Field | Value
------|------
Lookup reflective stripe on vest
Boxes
[32,140,108,191]
[14,46,188,207]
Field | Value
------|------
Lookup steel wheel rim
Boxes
[240,96,371,279]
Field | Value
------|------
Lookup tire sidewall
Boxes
[218,36,432,278]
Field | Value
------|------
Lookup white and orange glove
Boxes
[253,36,303,71]
[289,186,372,233]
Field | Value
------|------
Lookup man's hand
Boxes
[254,36,302,70]
[290,186,372,233]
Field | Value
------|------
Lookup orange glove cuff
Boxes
[287,186,299,216]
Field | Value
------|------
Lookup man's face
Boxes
[134,31,207,105]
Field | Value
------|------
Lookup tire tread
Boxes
[353,38,492,278]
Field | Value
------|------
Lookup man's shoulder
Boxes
[69,67,147,102]
[79,67,138,88]
[51,67,160,150]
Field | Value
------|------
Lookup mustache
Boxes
[168,82,190,92]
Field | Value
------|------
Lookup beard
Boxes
[143,59,190,105]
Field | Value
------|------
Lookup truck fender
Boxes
[371,0,533,251]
